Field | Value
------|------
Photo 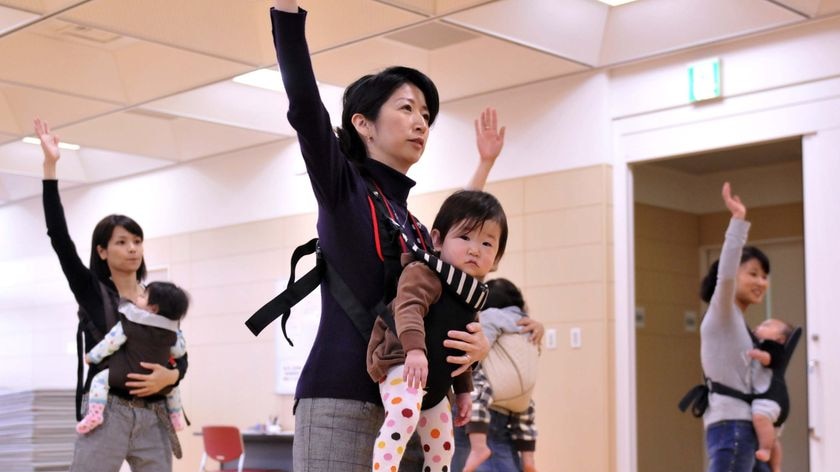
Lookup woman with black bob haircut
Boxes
[699,182,772,472]
[35,118,187,471]
[268,2,542,471]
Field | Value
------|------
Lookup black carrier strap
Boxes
[679,326,803,425]
[75,282,118,421]
[244,176,489,346]
[245,238,322,342]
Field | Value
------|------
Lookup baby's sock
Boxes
[76,403,105,434]
[169,411,185,432]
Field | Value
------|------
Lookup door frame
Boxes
[612,79,840,472]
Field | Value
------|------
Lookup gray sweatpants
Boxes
[70,395,172,472]
[294,397,424,472]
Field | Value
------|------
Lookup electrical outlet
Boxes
[570,327,582,349]
[545,329,557,350]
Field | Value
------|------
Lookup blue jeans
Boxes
[706,420,771,472]
[452,409,522,472]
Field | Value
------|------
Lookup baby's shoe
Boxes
[76,403,105,434]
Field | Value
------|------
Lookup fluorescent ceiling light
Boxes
[22,136,81,150]
[597,0,638,5]
[232,68,283,92]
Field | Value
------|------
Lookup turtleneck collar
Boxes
[360,158,416,204]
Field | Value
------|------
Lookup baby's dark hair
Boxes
[699,246,770,303]
[484,278,525,310]
[432,190,508,263]
[146,281,189,321]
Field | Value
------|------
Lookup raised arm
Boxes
[465,107,506,191]
[707,182,750,321]
[36,119,104,319]
[270,2,354,208]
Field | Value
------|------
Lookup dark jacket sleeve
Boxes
[270,7,356,211]
[42,180,107,333]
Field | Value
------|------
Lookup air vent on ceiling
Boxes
[58,24,121,44]
[385,21,479,50]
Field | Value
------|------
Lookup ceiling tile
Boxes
[55,111,181,160]
[77,147,172,182]
[771,0,821,16]
[294,0,425,52]
[0,84,119,136]
[445,0,608,66]
[59,0,275,66]
[817,0,840,14]
[600,0,804,65]
[0,173,40,202]
[110,40,253,104]
[169,118,283,162]
[141,80,295,136]
[0,131,14,145]
[0,139,87,181]
[429,36,589,100]
[312,33,587,102]
[0,23,129,102]
[0,3,38,34]
[0,0,83,15]
[375,0,490,15]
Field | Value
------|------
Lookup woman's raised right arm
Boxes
[270,3,349,207]
[36,119,99,303]
[707,182,750,320]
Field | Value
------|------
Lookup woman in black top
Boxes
[269,2,543,471]
[35,118,187,471]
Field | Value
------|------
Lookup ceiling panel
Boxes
[295,0,425,53]
[0,3,38,34]
[141,81,295,136]
[111,40,252,104]
[600,0,804,65]
[0,139,87,181]
[311,37,428,88]
[0,84,119,136]
[445,0,608,66]
[168,118,283,162]
[55,112,181,160]
[60,0,275,66]
[0,131,14,145]
[817,0,840,14]
[428,36,589,101]
[77,148,173,182]
[771,0,821,16]
[375,0,490,15]
[0,24,129,102]
[0,173,39,203]
[0,91,18,134]
[0,0,84,15]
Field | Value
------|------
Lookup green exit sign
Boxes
[688,58,721,102]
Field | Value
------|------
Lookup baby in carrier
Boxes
[77,281,189,434]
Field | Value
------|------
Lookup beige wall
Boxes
[93,164,617,472]
[634,203,704,472]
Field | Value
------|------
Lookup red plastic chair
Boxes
[199,425,278,472]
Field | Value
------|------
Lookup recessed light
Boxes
[597,0,638,5]
[22,136,81,151]
[232,68,283,92]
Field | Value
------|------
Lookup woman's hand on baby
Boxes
[721,182,746,219]
[404,349,428,389]
[517,317,545,345]
[125,362,179,397]
[446,322,490,377]
[454,392,472,427]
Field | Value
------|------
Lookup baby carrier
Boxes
[245,178,489,395]
[678,325,802,427]
[74,282,119,421]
